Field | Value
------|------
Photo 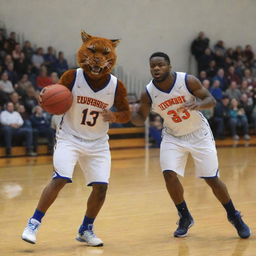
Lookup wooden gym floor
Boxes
[0,145,256,256]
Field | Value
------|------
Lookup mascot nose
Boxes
[94,57,100,63]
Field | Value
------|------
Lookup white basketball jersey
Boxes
[146,72,207,136]
[60,68,117,140]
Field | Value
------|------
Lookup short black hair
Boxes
[149,52,170,64]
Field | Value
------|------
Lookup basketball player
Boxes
[131,52,250,239]
[21,69,130,245]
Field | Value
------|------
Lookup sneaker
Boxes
[228,211,251,239]
[244,134,251,140]
[27,150,37,156]
[233,135,240,140]
[21,218,41,244]
[174,213,194,237]
[76,224,103,247]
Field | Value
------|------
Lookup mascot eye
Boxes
[103,51,110,55]
[88,48,96,53]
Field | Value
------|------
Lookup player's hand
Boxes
[183,101,201,111]
[101,109,116,122]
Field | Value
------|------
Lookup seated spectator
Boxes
[243,68,255,87]
[198,70,208,82]
[50,72,59,84]
[44,46,57,73]
[0,71,14,94]
[14,52,30,76]
[12,43,23,61]
[206,60,217,79]
[229,98,250,140]
[36,65,52,89]
[198,48,214,72]
[31,47,45,73]
[214,49,225,68]
[226,66,241,85]
[225,81,241,101]
[214,40,226,56]
[243,45,254,67]
[212,68,228,91]
[9,91,23,110]
[15,73,33,97]
[23,86,39,114]
[5,62,18,84]
[240,93,253,120]
[55,51,69,75]
[0,102,36,156]
[30,105,55,153]
[149,113,163,147]
[213,95,230,139]
[22,40,34,61]
[3,54,13,70]
[210,80,223,101]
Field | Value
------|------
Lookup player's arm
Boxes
[184,75,216,110]
[131,92,151,126]
[102,80,131,123]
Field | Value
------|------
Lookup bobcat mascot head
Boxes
[77,31,120,79]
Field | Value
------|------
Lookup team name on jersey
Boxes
[158,96,186,111]
[77,96,109,110]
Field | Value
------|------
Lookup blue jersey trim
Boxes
[185,73,194,95]
[83,72,111,92]
[200,169,219,179]
[146,87,152,104]
[152,72,177,94]
[52,171,72,183]
[87,182,108,187]
[69,69,77,91]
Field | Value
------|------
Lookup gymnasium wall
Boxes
[1,0,255,87]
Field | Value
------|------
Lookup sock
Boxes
[223,200,236,219]
[32,209,45,223]
[79,216,95,233]
[176,201,190,218]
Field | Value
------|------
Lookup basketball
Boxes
[40,84,73,115]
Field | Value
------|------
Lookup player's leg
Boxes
[21,136,78,244]
[160,132,194,238]
[192,126,250,238]
[204,177,250,238]
[76,140,110,246]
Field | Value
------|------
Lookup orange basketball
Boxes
[40,84,73,115]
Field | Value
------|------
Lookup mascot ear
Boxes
[111,39,120,47]
[81,30,92,42]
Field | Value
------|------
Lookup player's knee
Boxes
[92,184,108,199]
[204,177,220,187]
[163,170,178,183]
[51,178,68,189]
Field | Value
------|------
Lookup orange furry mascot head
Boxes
[77,31,120,79]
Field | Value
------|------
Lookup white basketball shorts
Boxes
[53,129,111,186]
[160,122,219,178]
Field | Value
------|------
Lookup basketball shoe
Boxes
[76,224,103,246]
[228,211,251,239]
[21,218,41,244]
[174,213,194,237]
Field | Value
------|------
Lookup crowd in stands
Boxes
[149,32,256,147]
[0,29,69,156]
[1,28,256,152]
